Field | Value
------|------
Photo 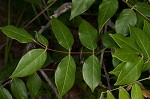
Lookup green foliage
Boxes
[0,87,12,99]
[0,25,33,43]
[82,55,101,92]
[135,2,150,17]
[11,78,28,99]
[98,0,118,32]
[52,17,74,50]
[119,87,130,99]
[79,20,98,50]
[27,73,42,98]
[0,0,150,98]
[55,55,76,97]
[37,34,49,47]
[70,0,95,19]
[115,9,137,36]
[131,83,143,99]
[10,49,47,78]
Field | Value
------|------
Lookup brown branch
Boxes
[39,69,59,98]
[38,2,71,34]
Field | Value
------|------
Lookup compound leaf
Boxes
[11,49,47,77]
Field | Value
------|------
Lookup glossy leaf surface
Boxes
[55,55,76,97]
[130,26,150,58]
[11,49,47,77]
[0,25,33,43]
[83,55,101,92]
[52,17,74,50]
[98,0,118,32]
[11,78,28,99]
[27,73,42,98]
[70,0,95,19]
[110,34,139,52]
[113,48,139,62]
[115,9,137,36]
[79,20,98,50]
[119,87,130,99]
[0,87,12,99]
[131,83,143,99]
[115,57,143,85]
[135,2,150,17]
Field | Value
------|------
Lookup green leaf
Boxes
[109,62,126,76]
[83,55,101,92]
[142,61,150,71]
[143,20,150,39]
[70,0,95,19]
[79,20,98,50]
[119,87,130,99]
[113,48,139,62]
[102,33,117,48]
[135,2,150,17]
[10,49,47,78]
[110,34,139,52]
[0,87,12,99]
[112,57,122,67]
[37,34,49,47]
[107,91,115,99]
[130,26,150,58]
[52,17,74,50]
[0,25,33,43]
[27,73,42,98]
[131,83,143,99]
[11,78,28,99]
[98,0,118,32]
[55,55,76,97]
[115,57,143,85]
[115,9,137,36]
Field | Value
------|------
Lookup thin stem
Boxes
[102,76,150,94]
[122,0,150,22]
[23,0,57,28]
[39,69,58,98]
